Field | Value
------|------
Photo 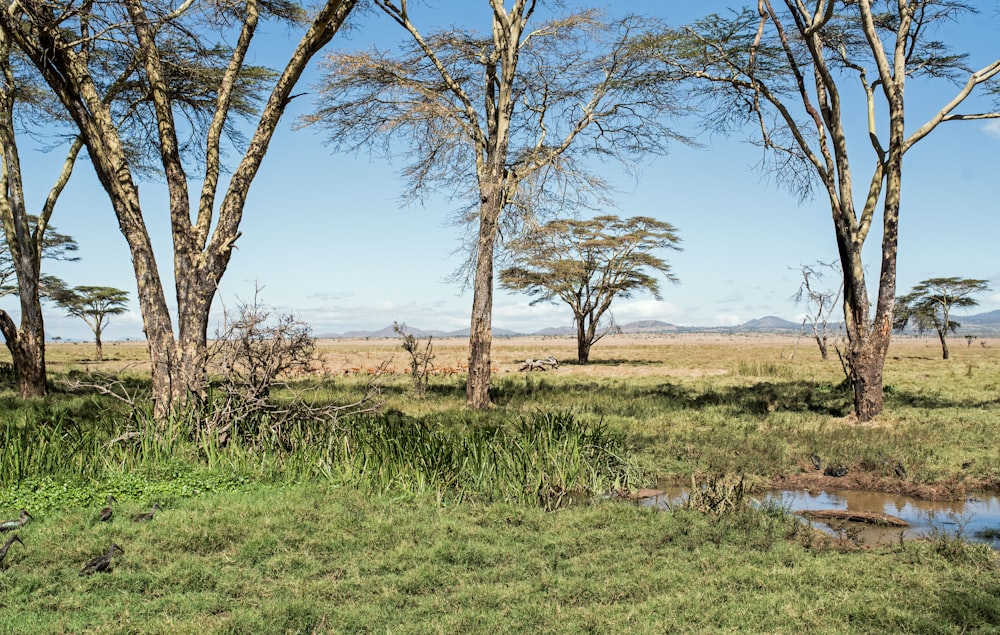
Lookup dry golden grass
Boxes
[23,332,1000,382]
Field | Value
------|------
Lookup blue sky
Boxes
[3,1,999,342]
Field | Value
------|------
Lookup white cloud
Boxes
[296,299,471,335]
[493,301,569,332]
[711,313,744,327]
[985,120,1000,140]
[607,299,686,323]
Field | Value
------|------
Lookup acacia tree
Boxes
[791,260,843,360]
[303,0,687,408]
[670,1,1000,421]
[0,6,277,399]
[0,0,359,417]
[51,286,130,361]
[500,215,680,364]
[893,277,990,359]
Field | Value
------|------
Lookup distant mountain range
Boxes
[319,310,1000,339]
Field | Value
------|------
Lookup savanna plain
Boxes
[1,333,999,634]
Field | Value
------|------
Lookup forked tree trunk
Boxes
[0,240,48,397]
[841,117,903,423]
[808,323,829,360]
[0,0,359,420]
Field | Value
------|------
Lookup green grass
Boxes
[1,336,999,633]
[1,484,997,634]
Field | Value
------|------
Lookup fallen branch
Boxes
[799,509,908,527]
[519,356,559,371]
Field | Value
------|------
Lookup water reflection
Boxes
[767,489,1000,547]
[642,488,1000,548]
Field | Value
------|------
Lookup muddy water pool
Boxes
[641,488,1000,548]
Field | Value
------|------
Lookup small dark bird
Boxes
[824,464,848,478]
[810,453,822,471]
[80,543,124,576]
[132,504,160,522]
[962,459,976,470]
[0,534,23,566]
[894,462,907,479]
[98,495,116,522]
[0,510,31,532]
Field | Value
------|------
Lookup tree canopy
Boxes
[0,217,78,299]
[51,286,130,361]
[893,277,991,360]
[500,214,680,363]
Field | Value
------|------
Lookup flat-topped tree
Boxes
[893,277,991,360]
[303,1,689,408]
[0,0,360,418]
[667,0,1000,421]
[51,286,129,362]
[500,215,681,364]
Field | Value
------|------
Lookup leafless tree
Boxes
[0,0,359,417]
[302,1,689,408]
[204,294,380,445]
[792,260,843,360]
[670,0,1000,420]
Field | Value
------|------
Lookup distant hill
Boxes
[956,309,1000,334]
[317,310,1000,339]
[319,325,521,339]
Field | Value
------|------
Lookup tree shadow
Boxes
[639,381,853,416]
[490,376,854,416]
[885,388,1000,410]
[492,375,997,414]
[557,358,669,367]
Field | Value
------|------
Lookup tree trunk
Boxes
[0,34,47,398]
[576,317,591,364]
[845,324,890,422]
[938,330,949,360]
[466,206,500,409]
[810,323,829,360]
[0,310,46,397]
[176,270,214,405]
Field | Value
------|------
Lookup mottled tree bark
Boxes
[0,310,46,396]
[0,31,47,397]
[466,201,500,408]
